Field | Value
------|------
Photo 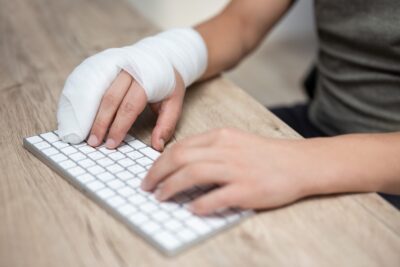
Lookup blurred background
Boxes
[128,0,317,107]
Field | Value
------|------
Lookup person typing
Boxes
[57,0,400,214]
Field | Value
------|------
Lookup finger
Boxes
[154,162,228,201]
[142,146,224,191]
[178,130,216,148]
[88,71,132,146]
[106,80,147,149]
[151,70,185,151]
[189,185,240,216]
[151,98,182,151]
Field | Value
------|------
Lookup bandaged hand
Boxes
[57,28,207,150]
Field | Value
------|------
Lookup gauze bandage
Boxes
[57,28,207,144]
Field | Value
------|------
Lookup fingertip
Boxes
[159,138,165,151]
[87,134,99,147]
[188,201,210,216]
[105,138,117,149]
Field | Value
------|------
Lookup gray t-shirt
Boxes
[308,0,400,135]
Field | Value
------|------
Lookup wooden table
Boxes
[1,0,399,266]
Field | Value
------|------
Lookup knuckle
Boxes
[120,101,136,114]
[185,165,202,178]
[170,145,185,165]
[102,93,119,107]
[93,119,109,131]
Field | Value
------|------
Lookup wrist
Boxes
[300,136,382,197]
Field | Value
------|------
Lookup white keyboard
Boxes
[23,131,253,256]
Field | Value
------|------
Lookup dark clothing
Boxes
[270,104,326,138]
[309,0,400,135]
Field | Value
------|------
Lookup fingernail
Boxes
[141,180,149,191]
[187,204,195,213]
[87,134,98,146]
[105,138,116,148]
[159,138,165,150]
[154,188,163,201]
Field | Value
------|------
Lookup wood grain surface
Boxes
[0,0,399,266]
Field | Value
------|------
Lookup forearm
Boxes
[305,133,400,196]
[195,0,292,80]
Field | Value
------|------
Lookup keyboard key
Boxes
[127,178,141,188]
[140,221,161,234]
[128,139,147,149]
[139,147,160,160]
[87,165,105,175]
[42,147,59,156]
[116,171,134,181]
[78,158,95,168]
[118,158,135,167]
[68,166,85,176]
[106,164,124,173]
[98,146,116,155]
[72,143,86,148]
[140,202,159,213]
[97,187,115,199]
[124,135,136,142]
[128,195,146,205]
[153,231,181,250]
[59,160,76,169]
[87,151,104,160]
[108,152,125,161]
[202,216,227,228]
[186,217,212,235]
[35,141,51,150]
[52,141,69,149]
[159,202,180,212]
[152,210,170,222]
[177,229,197,242]
[69,152,86,161]
[76,173,95,184]
[97,172,115,182]
[136,156,152,166]
[106,195,126,207]
[61,146,78,155]
[26,135,43,144]
[126,151,143,160]
[129,213,148,225]
[86,180,105,191]
[117,187,136,197]
[97,157,114,167]
[173,209,192,220]
[164,219,183,231]
[79,146,96,154]
[40,132,59,143]
[128,164,145,174]
[220,209,241,222]
[137,172,147,179]
[118,204,137,216]
[107,179,125,189]
[50,153,68,162]
[117,144,133,153]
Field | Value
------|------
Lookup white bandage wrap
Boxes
[57,28,207,144]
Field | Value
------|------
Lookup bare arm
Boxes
[195,0,292,80]
[307,132,400,196]
[143,130,400,215]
